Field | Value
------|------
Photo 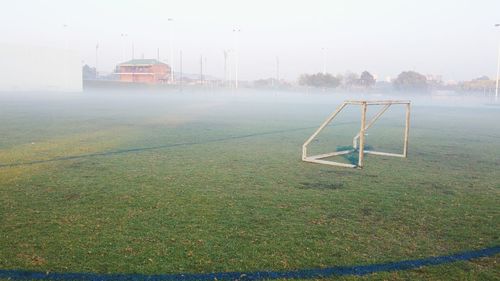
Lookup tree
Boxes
[82,64,97,80]
[343,72,359,88]
[253,78,289,88]
[359,71,376,88]
[253,78,274,87]
[474,75,490,81]
[299,73,341,88]
[393,71,428,91]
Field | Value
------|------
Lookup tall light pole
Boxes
[200,55,203,85]
[233,28,241,88]
[179,50,183,91]
[276,56,280,83]
[495,24,500,100]
[95,43,99,78]
[168,18,174,84]
[227,50,233,87]
[223,50,229,87]
[205,56,208,86]
[63,24,69,49]
[120,33,128,62]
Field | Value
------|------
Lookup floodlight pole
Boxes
[495,24,500,100]
[120,33,128,62]
[179,50,183,91]
[200,55,203,85]
[496,43,500,99]
[276,56,280,84]
[233,28,241,88]
[95,43,99,78]
[223,50,228,86]
[169,18,174,84]
[63,24,69,50]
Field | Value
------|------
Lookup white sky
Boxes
[1,0,499,81]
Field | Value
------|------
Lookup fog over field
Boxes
[0,1,499,281]
[1,0,500,84]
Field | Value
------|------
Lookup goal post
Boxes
[302,100,411,168]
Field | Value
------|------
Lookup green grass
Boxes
[0,92,499,280]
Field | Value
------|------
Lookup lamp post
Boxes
[120,33,128,62]
[495,24,500,100]
[233,28,241,88]
[200,55,203,85]
[168,18,174,84]
[95,43,99,78]
[276,56,280,83]
[227,49,233,87]
[179,50,183,91]
[223,50,229,87]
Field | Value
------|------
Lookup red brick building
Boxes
[117,59,171,83]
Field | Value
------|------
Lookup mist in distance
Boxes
[1,0,499,85]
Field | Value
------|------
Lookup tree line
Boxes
[298,71,376,89]
[298,70,438,91]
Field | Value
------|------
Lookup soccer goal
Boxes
[302,100,411,168]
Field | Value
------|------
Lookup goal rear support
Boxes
[302,100,411,168]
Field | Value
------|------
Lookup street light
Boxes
[168,18,174,84]
[223,50,228,86]
[62,24,69,49]
[495,24,500,99]
[233,28,241,88]
[276,56,280,84]
[120,33,128,62]
[95,43,99,78]
[179,50,183,91]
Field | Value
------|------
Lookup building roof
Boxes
[119,59,168,66]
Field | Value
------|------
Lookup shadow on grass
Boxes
[297,145,375,190]
[299,181,345,190]
[0,126,317,169]
[335,145,374,165]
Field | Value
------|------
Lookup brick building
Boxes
[117,59,170,83]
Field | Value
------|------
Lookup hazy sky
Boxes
[1,0,499,81]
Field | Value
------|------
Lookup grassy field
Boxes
[0,90,499,280]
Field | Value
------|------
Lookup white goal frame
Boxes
[302,100,411,168]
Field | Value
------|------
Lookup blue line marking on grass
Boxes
[1,246,498,281]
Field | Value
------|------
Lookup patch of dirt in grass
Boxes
[63,193,81,200]
[299,181,344,190]
[418,181,456,195]
[17,253,46,266]
[360,207,373,216]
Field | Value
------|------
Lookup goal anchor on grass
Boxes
[302,100,411,168]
